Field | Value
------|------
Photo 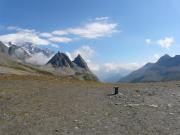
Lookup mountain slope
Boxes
[0,52,53,76]
[0,41,9,53]
[47,52,75,68]
[73,54,90,71]
[46,52,98,81]
[19,42,54,57]
[1,41,98,81]
[8,45,31,61]
[119,54,180,83]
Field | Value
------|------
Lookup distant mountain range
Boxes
[19,42,54,57]
[0,41,54,61]
[4,40,180,83]
[119,54,180,83]
[0,41,98,81]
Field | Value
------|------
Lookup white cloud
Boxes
[66,45,95,60]
[0,17,118,47]
[25,53,53,65]
[0,27,73,47]
[145,37,175,49]
[153,54,160,60]
[51,43,60,48]
[52,21,118,39]
[102,63,140,73]
[7,26,36,33]
[86,60,100,72]
[147,54,163,63]
[157,37,174,49]
[52,30,69,35]
[95,16,109,21]
[90,62,141,82]
[48,37,73,43]
[40,32,53,38]
[148,54,161,63]
[0,31,50,46]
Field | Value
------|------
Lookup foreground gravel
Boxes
[1,75,180,135]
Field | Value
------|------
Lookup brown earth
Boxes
[0,75,180,135]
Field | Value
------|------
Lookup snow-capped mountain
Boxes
[8,42,54,57]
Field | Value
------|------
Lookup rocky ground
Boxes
[0,75,180,135]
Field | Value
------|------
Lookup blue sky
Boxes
[1,0,180,80]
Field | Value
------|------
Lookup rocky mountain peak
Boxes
[0,41,9,53]
[8,44,30,61]
[119,54,180,83]
[73,54,89,71]
[47,52,74,68]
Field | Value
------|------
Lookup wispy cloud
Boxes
[88,62,141,82]
[145,37,175,49]
[25,52,54,65]
[153,54,160,60]
[95,16,109,21]
[0,27,72,47]
[48,37,73,43]
[52,19,118,39]
[157,37,174,48]
[66,45,95,60]
[39,32,53,38]
[0,17,118,47]
[0,31,50,45]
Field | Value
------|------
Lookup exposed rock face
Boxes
[47,52,75,68]
[47,52,98,81]
[20,42,54,57]
[119,54,180,83]
[8,45,30,61]
[0,41,30,61]
[73,54,90,71]
[0,41,98,81]
[0,41,9,54]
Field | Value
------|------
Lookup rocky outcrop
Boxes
[47,52,98,81]
[47,52,75,68]
[0,41,9,54]
[8,44,30,61]
[73,54,90,71]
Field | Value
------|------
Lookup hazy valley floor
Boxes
[0,75,180,135]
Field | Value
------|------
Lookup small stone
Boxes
[167,104,172,107]
[55,129,59,132]
[115,103,121,105]
[149,104,158,108]
[74,119,78,122]
[75,126,79,130]
[125,104,140,107]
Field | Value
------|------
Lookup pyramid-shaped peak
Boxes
[73,54,89,70]
[47,52,74,68]
[76,54,84,60]
[77,54,82,57]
